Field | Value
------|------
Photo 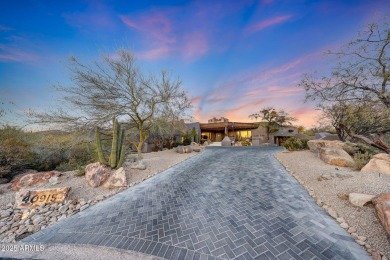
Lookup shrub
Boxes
[0,126,34,178]
[283,137,309,151]
[173,141,183,147]
[182,138,191,146]
[353,152,371,170]
[241,140,251,146]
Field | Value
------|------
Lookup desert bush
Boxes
[353,152,371,170]
[173,141,183,147]
[241,140,251,146]
[283,137,309,151]
[0,126,34,178]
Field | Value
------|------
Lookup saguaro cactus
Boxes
[95,117,126,169]
[95,126,108,165]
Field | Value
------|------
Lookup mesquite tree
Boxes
[249,107,296,142]
[299,17,390,153]
[30,50,191,157]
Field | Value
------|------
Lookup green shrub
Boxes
[182,138,191,146]
[74,165,86,176]
[241,140,251,146]
[353,152,371,170]
[283,137,309,151]
[173,141,183,147]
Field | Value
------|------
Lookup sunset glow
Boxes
[1,0,389,128]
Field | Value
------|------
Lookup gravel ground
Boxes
[275,150,390,259]
[0,147,203,210]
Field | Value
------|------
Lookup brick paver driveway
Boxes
[23,147,369,260]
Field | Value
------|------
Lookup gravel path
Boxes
[276,150,390,259]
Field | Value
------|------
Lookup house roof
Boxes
[200,122,258,131]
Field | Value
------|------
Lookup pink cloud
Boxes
[246,15,292,34]
[0,44,38,63]
[182,31,209,60]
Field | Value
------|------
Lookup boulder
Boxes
[176,145,192,154]
[10,171,59,191]
[103,167,127,189]
[85,162,111,188]
[190,142,200,146]
[15,187,71,208]
[221,136,232,147]
[361,153,390,175]
[130,160,147,170]
[193,148,201,152]
[372,194,390,237]
[348,193,375,207]
[319,148,354,167]
[307,140,344,153]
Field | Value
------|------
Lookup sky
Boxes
[0,0,389,128]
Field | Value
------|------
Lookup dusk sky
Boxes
[1,0,389,128]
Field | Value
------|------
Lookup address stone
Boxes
[15,187,71,208]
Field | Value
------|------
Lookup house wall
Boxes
[251,126,298,145]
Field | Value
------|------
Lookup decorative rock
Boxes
[130,160,147,170]
[221,136,232,146]
[357,236,366,241]
[372,252,381,260]
[95,195,104,201]
[193,148,201,152]
[307,140,344,153]
[58,215,66,221]
[372,193,390,237]
[356,240,365,246]
[347,227,357,233]
[32,216,44,225]
[15,187,71,208]
[319,148,354,167]
[327,208,338,219]
[361,153,390,175]
[103,167,127,189]
[176,145,193,154]
[349,193,375,207]
[351,233,358,239]
[340,222,349,229]
[10,171,59,191]
[85,162,111,188]
[48,176,60,185]
[0,209,12,218]
[80,205,89,211]
[59,205,68,213]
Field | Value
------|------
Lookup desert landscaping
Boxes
[276,139,390,260]
[0,146,203,244]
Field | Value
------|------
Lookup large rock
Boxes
[130,160,147,170]
[349,193,376,207]
[308,140,344,153]
[15,187,71,208]
[85,162,111,188]
[319,148,354,167]
[103,167,127,189]
[176,145,192,154]
[372,194,390,237]
[10,171,59,191]
[361,153,390,175]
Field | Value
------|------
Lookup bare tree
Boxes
[30,50,191,157]
[299,17,390,152]
[249,107,296,141]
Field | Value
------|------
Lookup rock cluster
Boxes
[274,155,382,258]
[0,195,113,243]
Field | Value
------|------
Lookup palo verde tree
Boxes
[299,17,390,153]
[30,50,191,158]
[249,107,296,142]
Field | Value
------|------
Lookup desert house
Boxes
[190,117,298,146]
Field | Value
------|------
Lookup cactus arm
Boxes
[110,118,118,168]
[95,126,107,165]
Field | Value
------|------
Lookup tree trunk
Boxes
[339,124,390,154]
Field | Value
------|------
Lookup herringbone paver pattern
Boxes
[23,147,370,259]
